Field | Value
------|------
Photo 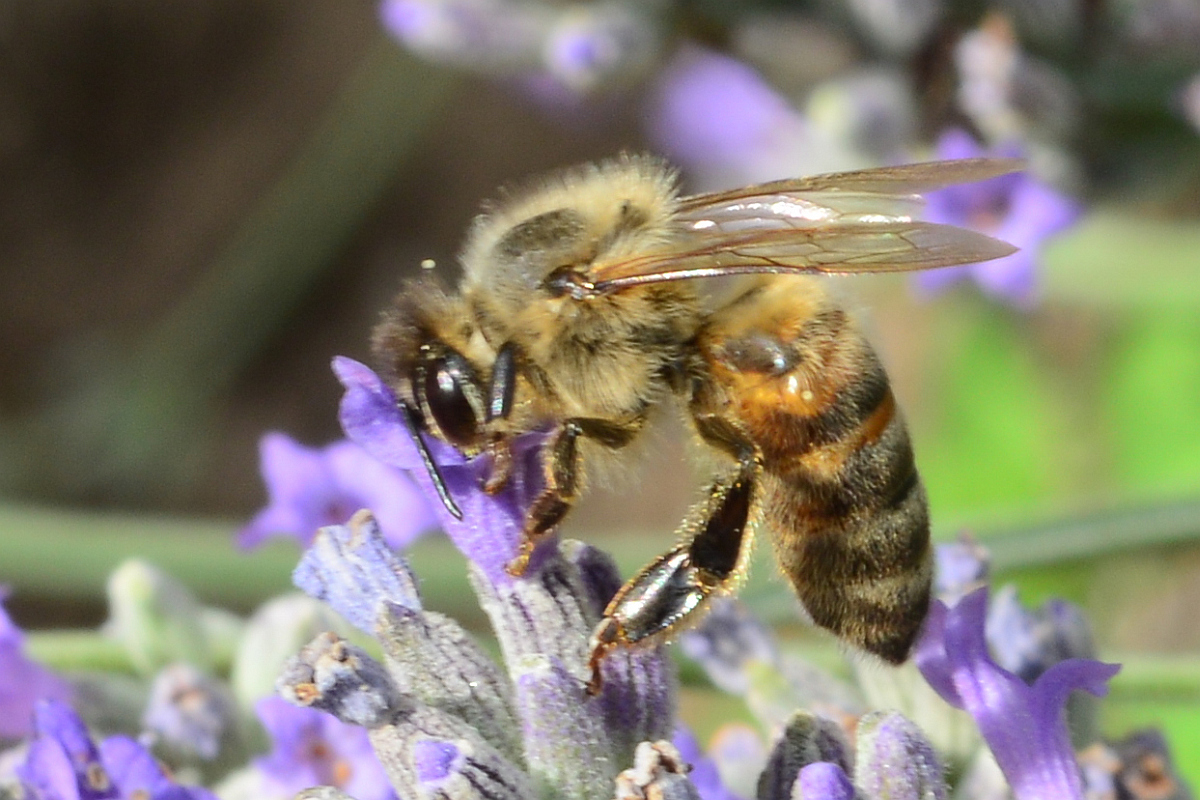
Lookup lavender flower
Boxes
[332,356,544,584]
[914,129,1080,307]
[672,727,746,800]
[141,663,237,762]
[647,47,806,180]
[680,598,863,731]
[239,432,435,551]
[933,534,991,602]
[1076,732,1193,800]
[267,357,681,800]
[1,593,72,739]
[16,699,217,800]
[954,14,1081,143]
[254,697,396,800]
[795,762,856,800]
[915,588,1121,800]
[646,47,862,191]
[378,0,659,94]
[985,584,1095,684]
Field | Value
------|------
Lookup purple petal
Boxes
[239,428,434,551]
[795,763,856,800]
[412,739,465,787]
[334,357,547,586]
[20,737,83,800]
[912,600,960,707]
[916,129,1080,308]
[1,601,73,738]
[913,264,971,295]
[18,700,117,800]
[673,728,747,800]
[933,537,991,600]
[100,736,218,800]
[916,589,1120,800]
[971,250,1040,307]
[326,440,437,550]
[293,511,423,633]
[333,357,462,472]
[648,47,800,168]
[994,177,1081,252]
[935,128,986,162]
[254,696,396,800]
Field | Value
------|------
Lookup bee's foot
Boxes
[504,548,532,577]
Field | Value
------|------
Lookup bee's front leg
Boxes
[585,460,758,695]
[506,415,644,577]
[505,420,582,576]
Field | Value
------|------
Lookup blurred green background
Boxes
[2,0,1200,787]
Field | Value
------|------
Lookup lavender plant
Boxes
[0,360,1192,800]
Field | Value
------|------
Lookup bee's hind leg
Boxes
[586,454,758,695]
[506,415,643,576]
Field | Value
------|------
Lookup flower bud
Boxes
[142,662,239,763]
[615,740,701,800]
[854,711,946,800]
[231,592,348,707]
[757,711,852,800]
[794,762,858,800]
[277,632,404,728]
[105,559,211,675]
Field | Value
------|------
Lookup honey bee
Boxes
[371,154,1018,693]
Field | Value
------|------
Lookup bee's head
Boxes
[371,277,490,455]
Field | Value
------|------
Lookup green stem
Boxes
[1106,653,1200,699]
[985,499,1200,572]
[25,630,136,675]
[4,498,1200,620]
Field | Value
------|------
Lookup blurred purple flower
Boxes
[141,663,236,762]
[1,592,72,739]
[238,431,436,551]
[986,584,1095,684]
[254,696,396,800]
[673,727,747,800]
[647,47,824,188]
[933,535,991,601]
[379,0,546,74]
[915,588,1120,800]
[648,47,798,167]
[915,129,1080,308]
[378,0,658,95]
[17,699,217,800]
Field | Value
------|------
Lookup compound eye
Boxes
[420,349,482,448]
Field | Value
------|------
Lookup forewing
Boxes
[586,158,1020,291]
[675,157,1022,213]
[587,223,1017,291]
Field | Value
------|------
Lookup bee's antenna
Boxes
[400,402,464,520]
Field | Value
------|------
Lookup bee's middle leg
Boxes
[586,441,758,695]
[506,415,643,577]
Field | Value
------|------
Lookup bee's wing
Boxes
[675,157,1022,212]
[586,158,1021,292]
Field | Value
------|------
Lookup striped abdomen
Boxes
[695,277,932,662]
